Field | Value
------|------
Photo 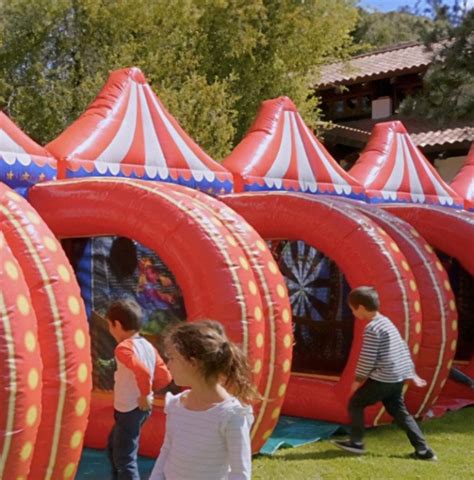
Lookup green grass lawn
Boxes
[253,407,474,480]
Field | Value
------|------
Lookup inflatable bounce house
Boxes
[1,67,473,479]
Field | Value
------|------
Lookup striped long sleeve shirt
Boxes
[356,314,415,383]
[150,391,254,480]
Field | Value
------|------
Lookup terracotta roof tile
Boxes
[316,43,436,88]
[410,127,474,147]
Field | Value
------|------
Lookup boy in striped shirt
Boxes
[333,286,437,461]
[106,299,172,479]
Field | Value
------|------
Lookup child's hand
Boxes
[412,374,427,388]
[138,395,152,411]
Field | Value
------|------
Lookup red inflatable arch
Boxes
[222,192,422,426]
[163,184,293,446]
[0,232,42,479]
[0,185,91,480]
[28,178,286,454]
[334,199,456,418]
[382,204,474,405]
[382,204,474,275]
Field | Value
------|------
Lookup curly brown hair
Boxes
[166,320,259,404]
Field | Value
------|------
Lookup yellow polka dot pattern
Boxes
[276,284,286,298]
[74,329,86,349]
[254,360,262,375]
[68,295,81,315]
[70,431,82,449]
[75,397,87,417]
[26,405,38,427]
[57,264,71,282]
[24,331,36,352]
[20,442,33,461]
[17,294,31,316]
[63,463,76,479]
[28,368,39,390]
[5,260,19,280]
[77,363,88,383]
[254,306,263,322]
[43,235,58,252]
[255,333,264,348]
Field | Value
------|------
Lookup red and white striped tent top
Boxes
[223,96,365,198]
[46,68,233,194]
[1,111,57,191]
[450,144,474,211]
[349,121,463,208]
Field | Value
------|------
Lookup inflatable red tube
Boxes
[383,204,474,404]
[335,199,456,418]
[0,185,92,480]
[164,184,293,449]
[29,178,269,455]
[222,192,422,426]
[0,232,43,479]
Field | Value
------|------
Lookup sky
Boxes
[359,0,474,13]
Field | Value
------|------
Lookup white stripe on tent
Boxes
[138,85,169,179]
[409,137,454,206]
[401,136,425,204]
[381,134,405,201]
[1,131,26,154]
[146,85,215,182]
[299,114,352,195]
[96,82,139,174]
[289,114,317,193]
[264,112,292,189]
[69,81,131,159]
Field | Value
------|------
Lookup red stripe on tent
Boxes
[256,109,287,180]
[295,114,334,189]
[143,87,190,180]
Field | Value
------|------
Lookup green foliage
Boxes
[0,0,359,159]
[353,10,432,52]
[401,8,474,125]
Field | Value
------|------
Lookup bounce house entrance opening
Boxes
[437,251,474,363]
[62,236,186,392]
[268,239,353,375]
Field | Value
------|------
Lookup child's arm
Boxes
[152,349,172,392]
[225,413,252,480]
[351,328,379,392]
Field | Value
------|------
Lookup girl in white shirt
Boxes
[149,320,257,480]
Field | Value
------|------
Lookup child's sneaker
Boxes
[332,439,365,454]
[411,449,438,461]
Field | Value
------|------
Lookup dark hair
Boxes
[107,298,142,331]
[167,320,259,404]
[348,286,380,312]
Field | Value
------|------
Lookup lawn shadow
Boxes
[273,449,357,461]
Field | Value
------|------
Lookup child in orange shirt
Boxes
[106,299,171,480]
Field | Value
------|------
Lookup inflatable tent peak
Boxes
[349,120,463,208]
[451,143,474,211]
[0,111,57,194]
[46,67,233,194]
[223,96,365,198]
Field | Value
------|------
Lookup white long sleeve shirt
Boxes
[149,391,254,480]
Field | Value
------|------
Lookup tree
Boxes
[0,0,360,159]
[352,9,432,52]
[400,4,474,124]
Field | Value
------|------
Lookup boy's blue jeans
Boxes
[107,408,151,480]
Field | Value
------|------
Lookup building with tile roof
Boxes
[314,42,473,181]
